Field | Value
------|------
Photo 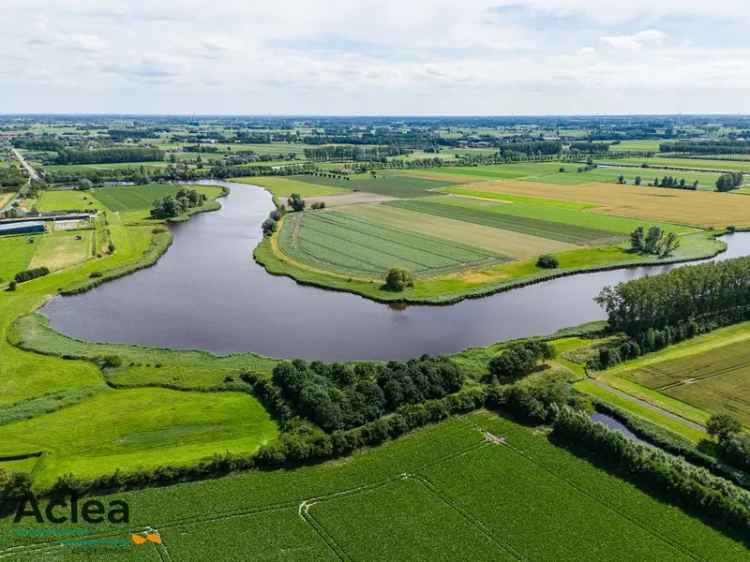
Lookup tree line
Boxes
[664,141,750,155]
[716,172,744,192]
[55,147,165,165]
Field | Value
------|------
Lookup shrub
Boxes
[95,355,122,369]
[384,268,414,292]
[536,255,559,269]
[15,267,50,284]
[89,271,103,279]
[261,218,277,236]
[487,341,555,383]
[707,414,742,440]
[7,281,17,292]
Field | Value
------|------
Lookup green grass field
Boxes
[0,235,37,281]
[231,176,351,198]
[279,210,506,278]
[37,190,105,213]
[0,387,278,489]
[599,157,750,175]
[1,412,744,560]
[288,173,457,198]
[91,184,220,213]
[29,230,93,271]
[608,139,664,153]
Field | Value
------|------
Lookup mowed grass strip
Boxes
[388,197,622,245]
[346,203,576,258]
[453,179,750,228]
[279,211,506,278]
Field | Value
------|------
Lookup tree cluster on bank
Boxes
[55,147,164,165]
[716,172,744,192]
[553,406,750,536]
[628,226,680,257]
[271,356,465,432]
[150,189,207,219]
[487,341,555,384]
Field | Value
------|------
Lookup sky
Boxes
[2,0,749,115]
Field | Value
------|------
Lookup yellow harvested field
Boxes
[462,180,750,228]
[306,192,396,208]
[29,231,93,271]
[345,203,576,258]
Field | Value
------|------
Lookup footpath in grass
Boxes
[1,413,745,561]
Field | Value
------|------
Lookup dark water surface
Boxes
[41,182,750,361]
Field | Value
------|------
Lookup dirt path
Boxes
[589,379,705,431]
[12,148,39,182]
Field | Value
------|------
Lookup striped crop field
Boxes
[278,210,507,278]
[386,197,624,245]
[345,203,577,258]
[623,339,750,426]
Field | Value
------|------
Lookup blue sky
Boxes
[2,0,748,115]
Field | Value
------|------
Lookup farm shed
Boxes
[0,221,45,236]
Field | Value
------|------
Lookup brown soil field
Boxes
[462,180,750,228]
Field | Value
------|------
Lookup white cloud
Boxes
[0,1,748,114]
[600,29,667,50]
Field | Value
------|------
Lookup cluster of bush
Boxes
[552,406,750,535]
[384,267,414,292]
[262,208,284,236]
[707,414,750,474]
[15,266,50,284]
[486,374,584,424]
[716,172,744,192]
[596,256,750,338]
[487,341,555,383]
[654,176,698,190]
[536,255,559,269]
[287,193,305,212]
[628,226,680,257]
[271,356,464,432]
[150,189,207,219]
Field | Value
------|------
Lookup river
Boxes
[40,182,750,361]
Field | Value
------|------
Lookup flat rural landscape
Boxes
[3,1,750,560]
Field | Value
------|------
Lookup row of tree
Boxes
[55,147,164,165]
[596,256,750,338]
[664,141,750,155]
[271,357,465,432]
[553,406,750,535]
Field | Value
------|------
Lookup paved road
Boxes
[12,148,39,182]
[590,379,706,432]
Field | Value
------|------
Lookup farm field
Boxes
[403,162,721,188]
[613,326,750,427]
[279,210,506,278]
[0,235,37,280]
[0,387,278,489]
[608,139,664,152]
[345,203,576,257]
[389,196,636,244]
[37,189,104,212]
[599,156,750,174]
[232,176,351,198]
[448,179,750,228]
[2,413,745,560]
[28,229,93,271]
[285,172,458,198]
[91,183,223,220]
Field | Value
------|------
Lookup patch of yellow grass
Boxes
[29,231,93,271]
[462,180,750,228]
